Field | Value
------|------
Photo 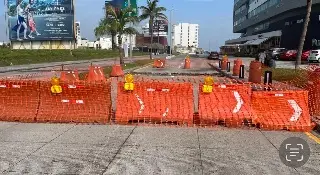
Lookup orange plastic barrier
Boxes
[153,59,165,68]
[0,80,39,122]
[233,58,242,76]
[86,66,107,82]
[251,91,313,132]
[115,82,194,125]
[37,81,111,123]
[60,70,80,82]
[221,56,228,70]
[198,84,253,127]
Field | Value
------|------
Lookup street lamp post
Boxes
[169,9,173,56]
[128,0,133,59]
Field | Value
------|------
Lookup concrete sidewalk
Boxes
[0,122,319,174]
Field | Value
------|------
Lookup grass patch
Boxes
[79,59,153,79]
[261,67,308,88]
[0,48,147,67]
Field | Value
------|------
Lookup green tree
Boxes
[296,0,313,69]
[106,6,138,65]
[94,18,117,50]
[140,0,167,59]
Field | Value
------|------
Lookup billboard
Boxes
[7,0,74,41]
[105,0,137,17]
[153,20,168,33]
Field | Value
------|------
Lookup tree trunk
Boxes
[111,33,116,50]
[296,0,312,69]
[118,35,124,65]
[149,19,154,59]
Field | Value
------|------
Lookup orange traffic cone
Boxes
[87,66,107,82]
[60,71,80,82]
[110,64,124,77]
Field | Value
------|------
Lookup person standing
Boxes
[25,0,41,38]
[12,0,28,41]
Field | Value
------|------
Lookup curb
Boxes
[0,56,149,73]
[124,62,154,73]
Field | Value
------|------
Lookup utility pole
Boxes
[169,9,173,56]
[128,0,133,59]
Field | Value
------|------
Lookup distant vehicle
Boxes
[308,50,320,63]
[280,50,310,61]
[208,51,219,60]
[266,48,287,60]
[280,50,296,60]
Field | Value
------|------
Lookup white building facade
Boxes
[173,23,199,48]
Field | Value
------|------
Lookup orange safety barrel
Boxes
[233,58,242,76]
[221,56,228,70]
[249,61,262,83]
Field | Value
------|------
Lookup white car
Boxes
[308,50,320,63]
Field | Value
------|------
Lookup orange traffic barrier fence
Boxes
[86,66,106,82]
[60,70,80,82]
[198,84,253,127]
[0,80,39,122]
[251,90,313,132]
[115,81,194,125]
[37,81,111,124]
[153,59,165,68]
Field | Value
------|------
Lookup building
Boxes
[141,22,168,46]
[224,0,320,55]
[173,23,199,48]
[75,21,81,48]
[94,34,136,50]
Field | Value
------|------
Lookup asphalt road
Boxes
[0,123,319,174]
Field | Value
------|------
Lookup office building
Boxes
[223,0,320,54]
[173,23,199,48]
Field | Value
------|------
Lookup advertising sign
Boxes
[153,20,168,33]
[7,0,74,41]
[105,0,137,17]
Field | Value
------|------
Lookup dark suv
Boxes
[266,48,287,60]
[208,52,219,60]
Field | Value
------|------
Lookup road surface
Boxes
[0,123,319,174]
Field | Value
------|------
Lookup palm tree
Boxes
[140,0,167,59]
[296,0,313,69]
[94,18,117,50]
[106,5,138,65]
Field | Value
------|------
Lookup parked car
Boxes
[280,50,297,60]
[208,52,219,60]
[280,50,310,61]
[266,48,287,60]
[308,49,320,63]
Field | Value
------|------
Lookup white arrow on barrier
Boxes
[288,100,302,122]
[233,91,244,113]
[162,107,169,118]
[160,62,164,67]
[135,94,145,114]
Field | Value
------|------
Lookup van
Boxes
[308,50,320,63]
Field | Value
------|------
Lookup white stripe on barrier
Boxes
[62,100,70,103]
[275,94,284,97]
[233,91,244,113]
[68,85,76,89]
[162,89,170,92]
[12,85,21,88]
[288,100,302,122]
[135,94,145,114]
[219,85,227,88]
[0,85,6,88]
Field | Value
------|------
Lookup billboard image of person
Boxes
[7,0,74,41]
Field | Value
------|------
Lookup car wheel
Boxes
[275,55,280,60]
